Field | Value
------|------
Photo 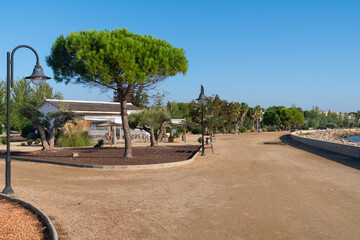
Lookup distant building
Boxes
[37,99,148,142]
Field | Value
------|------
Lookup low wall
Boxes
[290,132,360,159]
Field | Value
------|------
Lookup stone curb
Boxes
[0,193,58,240]
[290,132,360,158]
[2,146,201,170]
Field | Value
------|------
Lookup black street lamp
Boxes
[196,85,207,156]
[2,45,50,194]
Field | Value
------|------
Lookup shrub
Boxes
[2,137,7,145]
[262,127,268,132]
[94,139,104,148]
[35,139,41,144]
[190,126,202,134]
[250,127,256,132]
[177,127,185,133]
[27,139,33,145]
[55,129,64,143]
[21,124,35,139]
[26,132,39,140]
[57,131,93,147]
[197,137,202,143]
[21,142,26,146]
[239,126,247,133]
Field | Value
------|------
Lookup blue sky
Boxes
[0,0,359,112]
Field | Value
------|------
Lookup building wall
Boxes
[37,102,59,116]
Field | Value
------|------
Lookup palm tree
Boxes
[254,105,263,131]
[248,107,256,129]
[238,102,249,128]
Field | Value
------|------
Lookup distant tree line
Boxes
[137,95,360,134]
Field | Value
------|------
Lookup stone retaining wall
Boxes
[290,132,360,159]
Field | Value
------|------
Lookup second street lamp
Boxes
[196,85,207,156]
[2,45,51,195]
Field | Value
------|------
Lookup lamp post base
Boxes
[2,186,14,195]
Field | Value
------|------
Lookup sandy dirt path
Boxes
[1,132,359,239]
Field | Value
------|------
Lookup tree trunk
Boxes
[36,126,53,150]
[120,99,132,158]
[240,115,244,127]
[256,119,259,131]
[155,122,167,145]
[149,128,156,146]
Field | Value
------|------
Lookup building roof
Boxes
[40,99,140,115]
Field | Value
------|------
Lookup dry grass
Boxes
[63,120,90,133]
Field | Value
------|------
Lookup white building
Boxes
[37,99,148,142]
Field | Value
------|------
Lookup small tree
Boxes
[47,28,187,157]
[129,108,171,146]
[238,102,249,128]
[22,107,75,150]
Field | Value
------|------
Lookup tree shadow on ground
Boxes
[280,134,360,171]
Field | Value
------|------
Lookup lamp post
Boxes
[196,85,207,156]
[2,45,50,194]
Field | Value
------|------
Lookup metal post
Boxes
[2,45,49,194]
[3,52,14,194]
[201,104,205,156]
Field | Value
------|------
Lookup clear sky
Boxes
[0,0,359,112]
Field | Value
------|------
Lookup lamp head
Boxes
[25,65,51,86]
[196,85,207,106]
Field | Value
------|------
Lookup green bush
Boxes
[239,126,247,133]
[190,126,202,134]
[35,139,41,144]
[27,139,33,145]
[197,137,202,143]
[21,142,26,146]
[250,127,256,132]
[55,129,64,141]
[2,137,7,145]
[57,131,93,147]
[26,132,39,140]
[21,124,35,138]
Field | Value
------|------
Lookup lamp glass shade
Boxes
[25,65,51,84]
[30,79,47,86]
[197,98,207,106]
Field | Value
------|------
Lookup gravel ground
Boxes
[0,199,48,240]
[0,132,359,239]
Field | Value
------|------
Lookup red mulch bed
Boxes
[0,198,50,240]
[2,145,200,166]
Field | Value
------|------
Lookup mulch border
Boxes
[1,146,201,170]
[0,193,58,240]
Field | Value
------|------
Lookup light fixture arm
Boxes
[8,45,40,88]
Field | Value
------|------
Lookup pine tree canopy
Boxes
[46,28,188,91]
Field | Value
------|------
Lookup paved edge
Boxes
[1,146,201,170]
[0,193,58,240]
[291,131,360,158]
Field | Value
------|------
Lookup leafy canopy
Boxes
[47,28,188,91]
